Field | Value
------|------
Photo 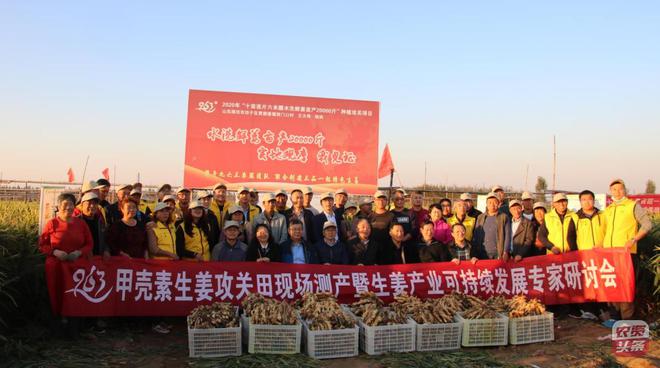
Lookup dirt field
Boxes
[6,316,658,368]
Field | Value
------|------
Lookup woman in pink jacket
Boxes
[429,203,451,244]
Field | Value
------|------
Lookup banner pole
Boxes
[388,168,394,206]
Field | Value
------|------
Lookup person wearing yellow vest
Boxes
[209,183,228,229]
[174,187,191,223]
[447,199,476,241]
[574,190,605,250]
[249,188,262,214]
[234,186,261,223]
[603,179,653,321]
[176,200,212,261]
[538,193,577,254]
[146,202,179,260]
[197,190,221,246]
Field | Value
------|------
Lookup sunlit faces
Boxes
[453,200,466,217]
[116,188,131,202]
[122,200,138,219]
[534,207,546,223]
[321,197,334,212]
[579,192,595,212]
[288,223,303,242]
[213,187,227,203]
[429,206,442,222]
[224,226,239,241]
[238,191,250,205]
[155,208,171,223]
[610,183,626,201]
[58,198,75,219]
[323,225,337,241]
[440,199,452,217]
[334,193,348,207]
[81,199,99,217]
[421,222,434,242]
[200,196,211,208]
[389,223,405,243]
[263,199,276,213]
[255,225,270,244]
[510,204,522,219]
[356,219,371,240]
[451,223,466,243]
[411,192,423,208]
[553,200,568,215]
[177,191,191,205]
[486,197,499,214]
[290,191,304,208]
[373,196,387,211]
[190,206,204,219]
[393,193,405,209]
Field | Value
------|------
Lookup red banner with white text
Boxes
[52,249,634,317]
[183,90,380,194]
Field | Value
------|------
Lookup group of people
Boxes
[39,178,652,330]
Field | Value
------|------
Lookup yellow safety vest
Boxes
[139,200,150,215]
[178,223,210,261]
[544,209,576,254]
[575,212,605,250]
[447,214,476,241]
[209,200,228,229]
[151,221,177,260]
[603,198,639,253]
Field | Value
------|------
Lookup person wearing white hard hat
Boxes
[537,193,577,255]
[212,221,248,262]
[473,192,509,260]
[521,191,534,221]
[461,192,482,219]
[175,200,212,261]
[146,202,179,261]
[252,193,288,245]
[312,192,342,244]
[368,190,394,245]
[501,200,535,263]
[284,188,315,242]
[74,192,107,257]
[302,186,319,215]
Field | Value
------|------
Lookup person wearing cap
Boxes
[428,203,452,244]
[252,193,288,245]
[339,201,359,242]
[439,198,453,221]
[174,187,192,222]
[418,220,450,263]
[333,188,349,218]
[367,190,394,246]
[275,189,289,213]
[473,192,510,260]
[281,219,316,264]
[129,188,149,224]
[146,202,179,260]
[223,205,251,243]
[603,179,653,321]
[391,190,416,242]
[303,187,319,215]
[410,191,429,231]
[530,202,548,256]
[521,191,535,221]
[346,218,380,265]
[162,194,177,212]
[104,183,132,226]
[197,190,221,246]
[574,190,606,250]
[356,197,373,220]
[249,188,262,213]
[146,184,173,217]
[106,197,149,259]
[447,199,476,241]
[209,183,228,230]
[537,193,577,255]
[461,193,482,219]
[311,221,350,265]
[74,192,108,256]
[234,186,260,223]
[379,222,420,265]
[212,220,248,262]
[96,178,111,208]
[75,180,108,222]
[312,192,343,244]
[501,200,535,262]
[448,223,480,265]
[284,188,315,242]
[491,185,510,217]
[246,223,281,262]
[175,200,212,261]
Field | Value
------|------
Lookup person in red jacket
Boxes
[39,192,94,317]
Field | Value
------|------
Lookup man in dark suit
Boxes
[283,188,316,243]
[312,192,342,244]
[502,200,535,261]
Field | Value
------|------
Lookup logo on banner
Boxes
[611,320,649,356]
[196,101,217,113]
[65,266,113,303]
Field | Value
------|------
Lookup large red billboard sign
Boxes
[184,90,380,194]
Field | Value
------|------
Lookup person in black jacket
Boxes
[246,223,281,262]
[284,188,316,243]
[418,220,450,263]
[502,200,535,262]
[379,222,419,265]
[311,221,349,265]
[346,218,380,265]
[281,219,316,264]
[312,192,342,244]
[447,223,480,265]
[198,190,221,247]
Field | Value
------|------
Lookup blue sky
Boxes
[1,1,658,193]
